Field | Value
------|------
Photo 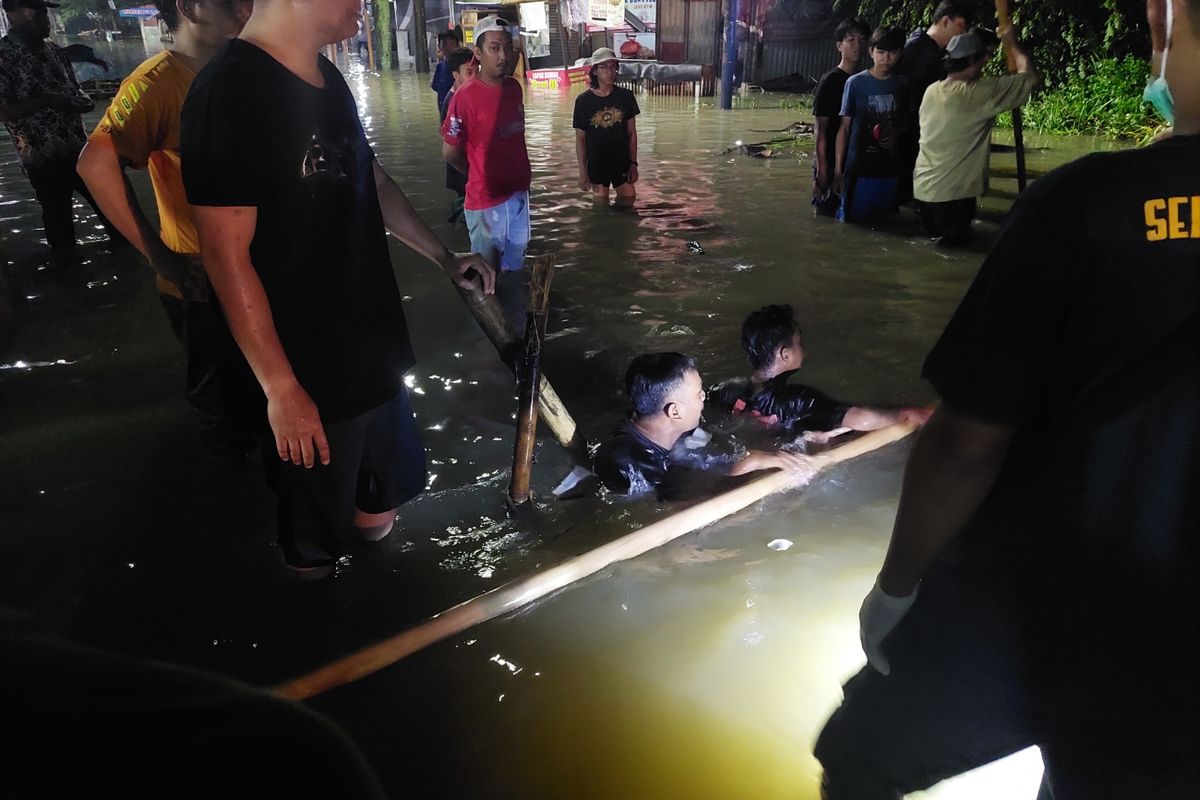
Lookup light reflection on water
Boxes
[0,44,1124,798]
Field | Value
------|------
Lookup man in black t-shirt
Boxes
[893,0,971,204]
[812,18,869,217]
[573,47,641,207]
[815,2,1200,795]
[594,352,811,498]
[708,305,931,438]
[182,0,496,580]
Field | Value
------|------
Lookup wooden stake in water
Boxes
[508,255,555,506]
[454,270,582,453]
[273,420,921,701]
[996,0,1028,192]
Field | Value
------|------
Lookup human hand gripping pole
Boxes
[440,251,496,295]
[859,577,920,676]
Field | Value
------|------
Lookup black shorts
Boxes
[261,389,426,566]
[587,157,631,189]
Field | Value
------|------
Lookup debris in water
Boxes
[552,465,592,496]
[767,539,794,551]
[686,240,704,254]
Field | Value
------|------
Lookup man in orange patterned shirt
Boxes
[78,0,251,460]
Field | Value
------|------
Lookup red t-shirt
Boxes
[441,77,531,211]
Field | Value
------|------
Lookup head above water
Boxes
[472,15,514,83]
[834,18,870,66]
[1155,0,1200,135]
[446,47,475,84]
[242,0,361,48]
[3,0,56,42]
[626,353,705,432]
[928,1,972,47]
[869,27,905,74]
[589,46,619,89]
[943,26,999,76]
[742,305,804,374]
[155,0,250,46]
[437,29,463,59]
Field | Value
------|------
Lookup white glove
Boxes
[858,577,920,676]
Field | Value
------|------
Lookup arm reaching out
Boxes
[372,159,495,294]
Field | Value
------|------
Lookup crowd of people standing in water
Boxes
[0,0,1196,796]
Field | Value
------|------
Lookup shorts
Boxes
[466,191,530,272]
[261,389,426,566]
[586,157,631,189]
[838,176,899,224]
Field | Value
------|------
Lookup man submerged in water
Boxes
[594,352,812,497]
[708,305,931,442]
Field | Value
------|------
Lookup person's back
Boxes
[915,77,1032,202]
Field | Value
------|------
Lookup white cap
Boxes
[473,15,513,42]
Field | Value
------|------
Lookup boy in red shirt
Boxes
[440,15,531,274]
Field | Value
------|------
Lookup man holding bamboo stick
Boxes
[815,1,1200,795]
[181,0,495,579]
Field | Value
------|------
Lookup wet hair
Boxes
[870,27,906,52]
[943,27,999,74]
[446,47,474,75]
[933,1,973,25]
[741,305,801,371]
[437,29,463,46]
[155,0,179,31]
[625,353,698,417]
[834,17,870,43]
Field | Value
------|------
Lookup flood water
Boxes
[0,40,1128,798]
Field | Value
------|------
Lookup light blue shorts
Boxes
[465,191,530,272]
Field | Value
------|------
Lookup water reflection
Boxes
[0,43,1123,799]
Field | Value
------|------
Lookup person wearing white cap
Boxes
[912,26,1038,246]
[441,14,532,274]
[572,47,640,206]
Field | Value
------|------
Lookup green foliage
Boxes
[997,56,1162,140]
[834,0,1152,94]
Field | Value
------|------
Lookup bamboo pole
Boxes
[996,0,1028,192]
[454,275,582,452]
[274,420,920,701]
[508,255,555,505]
[364,8,377,71]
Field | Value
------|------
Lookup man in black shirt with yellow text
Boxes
[815,1,1200,797]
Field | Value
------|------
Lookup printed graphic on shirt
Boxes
[1144,196,1200,241]
[301,130,353,181]
[589,106,625,129]
[446,113,462,139]
[97,56,172,133]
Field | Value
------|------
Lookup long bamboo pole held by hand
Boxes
[273,420,921,702]
[995,0,1028,192]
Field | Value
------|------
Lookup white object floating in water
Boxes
[681,427,711,450]
[767,538,794,551]
[552,465,593,496]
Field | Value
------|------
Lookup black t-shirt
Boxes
[593,420,743,498]
[182,40,414,427]
[707,373,850,434]
[572,86,640,169]
[894,30,945,113]
[924,135,1200,742]
[813,66,851,176]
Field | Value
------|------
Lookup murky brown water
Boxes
[0,40,1128,798]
